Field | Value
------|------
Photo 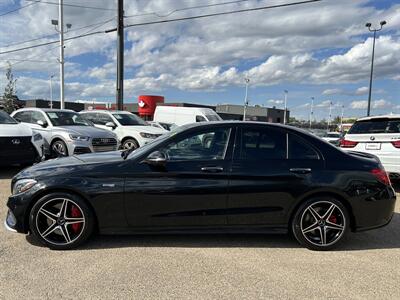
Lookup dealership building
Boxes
[20,96,289,124]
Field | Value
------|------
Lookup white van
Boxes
[153,106,222,126]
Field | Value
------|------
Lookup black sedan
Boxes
[5,122,396,250]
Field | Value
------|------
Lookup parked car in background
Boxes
[340,114,400,183]
[80,110,167,150]
[322,132,342,146]
[153,106,222,126]
[11,108,119,157]
[5,122,396,250]
[148,121,177,131]
[0,110,43,165]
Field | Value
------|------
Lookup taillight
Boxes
[340,139,358,148]
[391,141,400,148]
[371,168,391,186]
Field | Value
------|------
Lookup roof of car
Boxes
[80,110,130,114]
[356,114,400,121]
[14,108,74,113]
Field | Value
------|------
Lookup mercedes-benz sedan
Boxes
[5,122,396,250]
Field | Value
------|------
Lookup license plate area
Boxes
[366,143,381,150]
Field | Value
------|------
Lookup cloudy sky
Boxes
[0,0,399,120]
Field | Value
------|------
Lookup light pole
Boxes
[327,100,332,131]
[49,75,54,109]
[243,78,250,121]
[283,90,288,124]
[309,97,314,129]
[51,1,72,110]
[366,20,386,116]
[340,104,344,132]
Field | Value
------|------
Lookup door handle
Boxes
[289,168,312,174]
[201,166,224,173]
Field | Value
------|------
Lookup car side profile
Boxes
[5,122,396,250]
[80,110,167,150]
[0,110,43,165]
[11,108,119,157]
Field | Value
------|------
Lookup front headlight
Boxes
[140,132,160,139]
[33,133,43,141]
[69,134,90,141]
[12,179,37,195]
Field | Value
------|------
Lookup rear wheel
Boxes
[29,193,95,250]
[292,197,349,251]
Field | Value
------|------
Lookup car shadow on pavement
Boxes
[29,212,396,252]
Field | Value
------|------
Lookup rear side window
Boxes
[288,134,319,160]
[196,115,206,122]
[348,119,400,134]
[240,128,286,160]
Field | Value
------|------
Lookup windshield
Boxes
[112,113,147,126]
[348,119,400,134]
[0,111,18,124]
[205,114,222,121]
[325,133,340,138]
[46,111,91,126]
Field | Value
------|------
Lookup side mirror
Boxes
[37,120,48,128]
[105,122,116,129]
[143,151,167,167]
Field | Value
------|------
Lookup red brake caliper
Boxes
[71,205,82,233]
[328,214,337,224]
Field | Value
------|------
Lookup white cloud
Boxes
[355,86,369,95]
[350,99,393,109]
[315,100,332,108]
[322,89,343,96]
[267,99,284,105]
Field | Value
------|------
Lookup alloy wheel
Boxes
[300,201,346,247]
[52,141,67,156]
[35,198,86,246]
[123,140,138,150]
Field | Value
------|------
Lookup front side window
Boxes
[205,114,222,121]
[13,111,31,123]
[46,111,91,126]
[162,128,231,161]
[288,134,319,160]
[95,113,113,125]
[196,115,206,122]
[0,111,17,124]
[112,113,147,126]
[240,128,286,160]
[31,111,46,124]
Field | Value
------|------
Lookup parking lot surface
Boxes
[1,167,399,299]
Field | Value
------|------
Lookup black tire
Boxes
[122,138,139,150]
[292,197,350,251]
[29,192,95,250]
[51,140,68,158]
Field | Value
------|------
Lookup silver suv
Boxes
[11,108,119,157]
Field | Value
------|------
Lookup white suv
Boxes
[340,114,400,182]
[80,110,167,150]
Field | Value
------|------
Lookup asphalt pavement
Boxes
[1,167,399,299]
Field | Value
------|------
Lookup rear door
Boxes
[227,125,324,226]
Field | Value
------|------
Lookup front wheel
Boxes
[29,193,95,250]
[51,140,68,157]
[292,197,349,251]
[122,138,139,150]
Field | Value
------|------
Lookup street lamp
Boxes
[365,20,386,116]
[243,78,250,121]
[327,100,332,131]
[283,90,288,125]
[49,75,55,109]
[309,97,314,129]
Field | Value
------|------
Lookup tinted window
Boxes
[348,119,400,134]
[196,115,206,122]
[81,113,97,123]
[31,111,46,124]
[288,134,319,160]
[241,128,286,160]
[112,113,147,126]
[0,111,17,124]
[162,128,230,161]
[96,113,113,125]
[205,114,222,121]
[46,111,91,126]
[13,111,31,123]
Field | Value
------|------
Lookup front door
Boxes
[124,126,234,228]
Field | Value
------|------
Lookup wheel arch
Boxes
[121,136,140,147]
[24,187,99,234]
[288,191,356,232]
